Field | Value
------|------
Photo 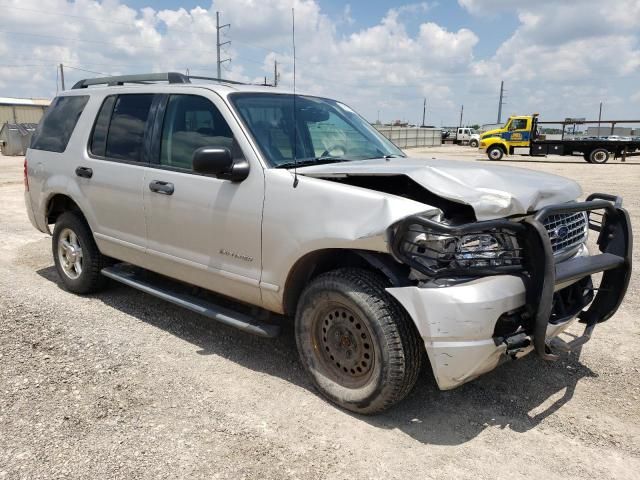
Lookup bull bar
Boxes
[391,193,633,361]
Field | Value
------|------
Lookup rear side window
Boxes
[104,94,154,162]
[31,95,89,153]
[89,96,116,157]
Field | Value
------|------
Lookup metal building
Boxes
[586,126,636,136]
[0,97,50,126]
[0,123,38,156]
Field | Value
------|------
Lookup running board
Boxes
[101,265,280,338]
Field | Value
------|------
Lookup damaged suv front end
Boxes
[387,194,632,389]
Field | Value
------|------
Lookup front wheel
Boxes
[487,145,504,161]
[295,268,423,415]
[469,139,479,148]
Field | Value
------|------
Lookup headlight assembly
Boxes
[393,215,524,277]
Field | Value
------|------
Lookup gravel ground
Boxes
[1,147,638,479]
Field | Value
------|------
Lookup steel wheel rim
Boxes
[593,151,607,163]
[490,149,501,159]
[312,304,375,388]
[57,228,83,279]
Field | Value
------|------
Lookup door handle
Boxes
[75,166,93,178]
[149,180,174,195]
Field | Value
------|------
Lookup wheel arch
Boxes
[489,142,508,153]
[46,193,86,226]
[282,249,410,316]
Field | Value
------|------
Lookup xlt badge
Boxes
[219,249,254,263]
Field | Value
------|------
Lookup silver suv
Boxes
[25,73,632,414]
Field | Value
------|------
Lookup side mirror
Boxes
[192,147,249,182]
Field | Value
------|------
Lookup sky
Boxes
[0,0,638,126]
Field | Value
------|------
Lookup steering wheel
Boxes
[320,144,347,158]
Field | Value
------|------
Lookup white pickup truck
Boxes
[456,127,480,147]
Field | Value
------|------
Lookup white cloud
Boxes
[0,0,637,125]
[461,0,640,121]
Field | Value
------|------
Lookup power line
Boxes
[64,65,108,75]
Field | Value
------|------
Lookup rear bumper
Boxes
[24,190,39,231]
[388,193,632,389]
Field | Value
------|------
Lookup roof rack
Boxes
[71,72,249,89]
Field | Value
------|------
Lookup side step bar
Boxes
[101,265,280,338]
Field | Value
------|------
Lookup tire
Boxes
[295,268,423,414]
[469,139,479,148]
[589,148,610,164]
[52,211,109,294]
[487,145,504,161]
[583,151,593,163]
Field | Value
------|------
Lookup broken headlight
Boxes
[395,217,523,277]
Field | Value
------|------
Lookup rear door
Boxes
[80,93,156,262]
[142,91,264,305]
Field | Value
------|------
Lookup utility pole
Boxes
[597,101,603,137]
[273,59,279,87]
[59,63,65,91]
[459,104,464,129]
[216,11,231,79]
[497,80,504,124]
[422,98,427,127]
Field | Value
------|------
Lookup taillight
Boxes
[24,158,29,191]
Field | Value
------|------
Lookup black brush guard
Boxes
[525,193,632,360]
[392,193,633,360]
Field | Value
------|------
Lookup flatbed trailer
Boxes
[530,138,640,163]
[479,114,640,163]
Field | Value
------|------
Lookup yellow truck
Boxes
[479,114,640,163]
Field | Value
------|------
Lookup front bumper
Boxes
[388,193,633,389]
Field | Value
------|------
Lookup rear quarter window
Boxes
[31,95,89,153]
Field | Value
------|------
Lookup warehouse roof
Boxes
[0,97,50,106]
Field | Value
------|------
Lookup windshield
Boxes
[229,93,404,167]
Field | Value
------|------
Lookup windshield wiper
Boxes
[275,157,351,169]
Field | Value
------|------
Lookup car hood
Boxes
[481,128,503,138]
[297,157,582,221]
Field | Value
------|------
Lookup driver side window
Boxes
[511,119,527,130]
[160,95,235,170]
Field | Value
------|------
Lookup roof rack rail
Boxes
[71,72,249,89]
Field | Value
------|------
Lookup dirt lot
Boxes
[1,147,638,479]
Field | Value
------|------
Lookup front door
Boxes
[142,93,264,305]
[503,118,530,147]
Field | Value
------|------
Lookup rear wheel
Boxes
[589,148,610,164]
[487,145,504,161]
[52,212,109,294]
[582,151,593,163]
[295,268,423,414]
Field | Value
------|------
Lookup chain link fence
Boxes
[374,126,442,149]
